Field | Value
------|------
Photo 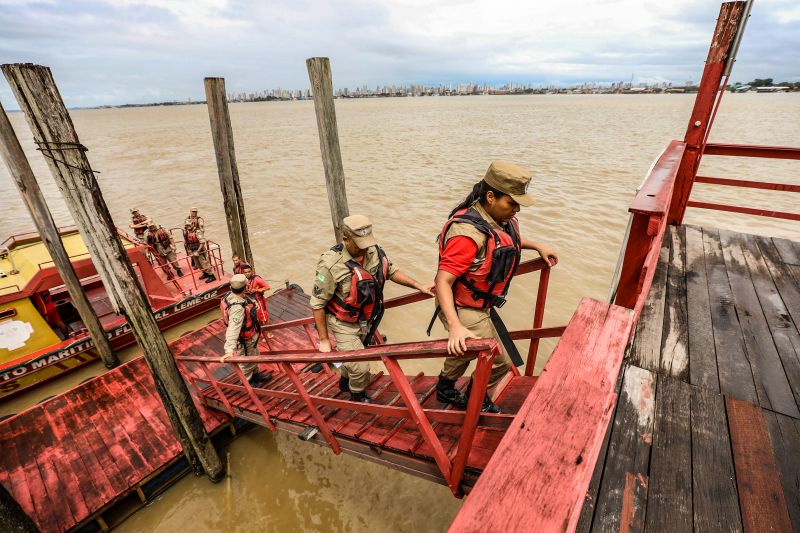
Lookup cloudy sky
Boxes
[0,0,798,107]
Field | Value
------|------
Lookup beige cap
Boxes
[130,208,139,213]
[483,160,535,207]
[230,274,247,290]
[190,207,198,213]
[342,214,377,249]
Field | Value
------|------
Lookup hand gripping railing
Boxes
[176,338,507,495]
[261,256,564,376]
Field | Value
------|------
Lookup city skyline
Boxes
[1,1,798,109]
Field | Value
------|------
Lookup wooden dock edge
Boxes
[449,298,633,532]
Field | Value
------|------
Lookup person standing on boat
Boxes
[185,207,204,237]
[311,215,434,403]
[128,208,151,241]
[231,255,248,275]
[145,223,184,280]
[242,264,273,338]
[183,221,216,282]
[220,274,271,386]
[432,161,558,414]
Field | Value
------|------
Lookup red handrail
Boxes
[177,338,503,494]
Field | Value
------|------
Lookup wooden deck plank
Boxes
[739,233,800,412]
[591,365,656,533]
[726,397,792,533]
[772,236,800,265]
[756,235,800,345]
[627,235,669,371]
[720,230,799,418]
[763,410,800,532]
[40,395,104,520]
[451,298,632,532]
[644,374,692,532]
[684,225,719,392]
[660,225,689,380]
[2,416,51,531]
[702,228,759,405]
[690,386,742,532]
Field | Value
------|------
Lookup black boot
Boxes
[436,374,468,408]
[339,374,349,393]
[205,274,216,283]
[349,390,371,403]
[464,380,502,414]
[176,269,185,277]
[199,272,210,280]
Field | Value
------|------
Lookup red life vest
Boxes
[220,294,260,341]
[146,228,171,248]
[184,229,201,251]
[325,244,390,324]
[438,207,521,309]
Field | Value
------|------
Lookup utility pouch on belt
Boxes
[487,246,517,284]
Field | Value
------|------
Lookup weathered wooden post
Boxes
[3,63,224,482]
[204,77,254,267]
[0,101,119,369]
[0,482,38,532]
[306,57,350,242]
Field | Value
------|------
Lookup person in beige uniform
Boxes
[185,207,205,237]
[311,215,434,403]
[433,161,558,413]
[219,274,271,385]
[145,223,184,279]
[183,221,216,282]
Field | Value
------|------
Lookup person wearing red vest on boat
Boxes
[183,221,216,282]
[232,255,248,275]
[433,161,558,413]
[311,215,434,403]
[242,264,273,337]
[128,208,151,241]
[145,223,184,280]
[219,274,272,386]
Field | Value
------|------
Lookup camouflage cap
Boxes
[483,160,535,207]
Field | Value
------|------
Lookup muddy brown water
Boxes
[1,94,798,532]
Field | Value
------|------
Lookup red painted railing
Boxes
[613,140,686,323]
[176,339,507,495]
[262,256,562,376]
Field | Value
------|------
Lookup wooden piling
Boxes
[204,77,254,267]
[306,57,350,242]
[0,101,119,369]
[3,63,224,482]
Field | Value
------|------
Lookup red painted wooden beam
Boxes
[703,143,800,160]
[686,200,800,221]
[630,141,686,216]
[694,175,800,193]
[450,298,633,532]
[667,1,746,225]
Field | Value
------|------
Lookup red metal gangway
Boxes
[177,256,562,495]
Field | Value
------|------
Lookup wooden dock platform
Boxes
[577,225,800,532]
[0,286,311,532]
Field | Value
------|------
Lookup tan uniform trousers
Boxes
[327,315,370,393]
[440,306,512,389]
[233,335,260,379]
[190,249,212,274]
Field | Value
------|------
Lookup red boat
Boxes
[0,226,230,400]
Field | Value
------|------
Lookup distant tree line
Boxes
[729,78,800,91]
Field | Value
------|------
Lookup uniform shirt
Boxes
[223,292,248,353]
[185,216,205,239]
[439,201,521,277]
[310,245,399,310]
[246,275,270,322]
[146,228,174,256]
